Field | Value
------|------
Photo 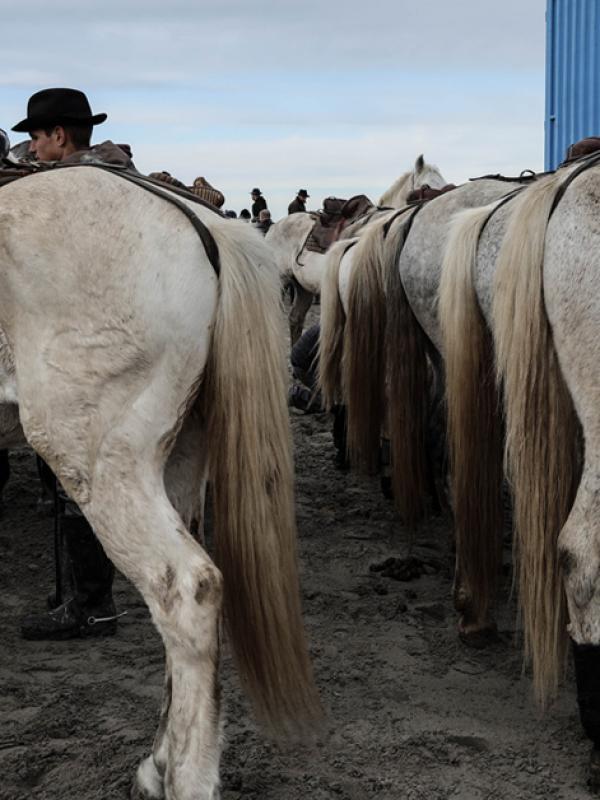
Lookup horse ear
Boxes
[415,154,425,172]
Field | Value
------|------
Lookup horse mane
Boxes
[378,171,411,207]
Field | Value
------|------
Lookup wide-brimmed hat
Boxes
[298,189,309,198]
[250,187,262,195]
[12,88,107,133]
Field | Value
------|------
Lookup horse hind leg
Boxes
[22,361,224,800]
[134,412,212,800]
[82,406,223,800]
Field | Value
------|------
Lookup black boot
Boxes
[572,641,600,793]
[21,512,118,641]
[332,405,350,470]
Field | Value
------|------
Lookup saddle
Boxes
[563,136,600,164]
[149,173,225,209]
[406,183,457,203]
[304,194,375,254]
[190,177,225,209]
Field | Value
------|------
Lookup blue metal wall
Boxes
[545,0,600,169]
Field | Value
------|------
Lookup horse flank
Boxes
[438,205,505,630]
[492,170,582,707]
[201,223,322,732]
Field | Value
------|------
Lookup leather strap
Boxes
[477,187,526,243]
[549,151,600,219]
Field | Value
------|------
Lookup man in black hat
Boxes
[12,87,132,169]
[250,187,267,222]
[12,88,121,641]
[288,189,309,215]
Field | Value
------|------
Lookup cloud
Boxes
[2,0,545,84]
[131,120,544,219]
[0,0,547,219]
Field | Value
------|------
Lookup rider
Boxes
[250,187,267,221]
[11,88,123,640]
[287,188,309,215]
[12,87,133,170]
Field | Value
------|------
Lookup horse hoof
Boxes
[458,622,499,650]
[130,784,163,800]
[130,755,165,800]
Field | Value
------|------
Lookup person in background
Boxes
[288,323,348,468]
[11,87,122,640]
[239,208,251,222]
[250,187,267,221]
[288,188,309,215]
[224,209,237,218]
[255,208,274,236]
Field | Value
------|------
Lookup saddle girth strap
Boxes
[382,202,425,239]
[476,186,527,244]
[549,151,600,220]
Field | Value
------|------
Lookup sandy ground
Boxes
[0,330,594,800]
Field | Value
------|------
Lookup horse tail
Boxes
[384,211,430,528]
[318,240,349,409]
[492,172,582,706]
[343,220,388,472]
[438,205,504,630]
[201,221,321,734]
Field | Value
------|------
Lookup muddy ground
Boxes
[0,324,593,800]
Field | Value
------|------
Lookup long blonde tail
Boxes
[342,221,389,472]
[439,206,504,628]
[319,240,350,409]
[201,222,321,733]
[492,172,582,706]
[384,211,431,528]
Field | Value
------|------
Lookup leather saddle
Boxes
[305,194,375,254]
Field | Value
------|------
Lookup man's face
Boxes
[28,128,63,161]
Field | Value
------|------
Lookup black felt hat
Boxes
[298,189,309,198]
[12,88,107,133]
[250,187,262,195]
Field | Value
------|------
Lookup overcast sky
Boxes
[1,0,547,218]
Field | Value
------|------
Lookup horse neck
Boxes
[268,214,313,259]
[378,172,411,207]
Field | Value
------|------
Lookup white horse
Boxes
[439,160,600,790]
[319,174,538,643]
[0,166,320,800]
[319,172,513,493]
[267,155,447,344]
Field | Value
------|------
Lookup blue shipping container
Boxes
[545,0,600,169]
